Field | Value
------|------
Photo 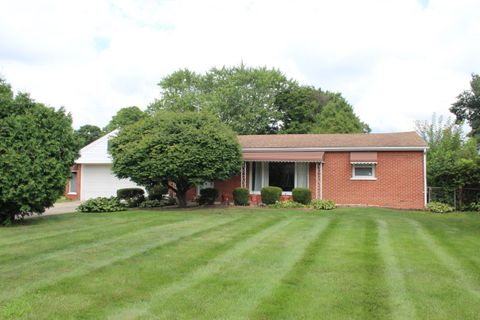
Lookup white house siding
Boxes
[80,164,142,200]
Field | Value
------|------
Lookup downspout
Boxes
[423,149,427,208]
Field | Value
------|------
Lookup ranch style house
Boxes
[65,131,427,209]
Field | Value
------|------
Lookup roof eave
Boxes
[242,146,428,152]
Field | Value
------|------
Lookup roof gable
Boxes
[76,130,118,164]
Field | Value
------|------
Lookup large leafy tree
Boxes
[109,111,242,207]
[0,78,78,224]
[104,106,146,132]
[276,85,370,134]
[148,65,370,135]
[148,65,296,134]
[450,73,480,139]
[275,85,327,134]
[311,94,370,133]
[74,124,103,148]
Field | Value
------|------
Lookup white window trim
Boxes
[351,163,377,181]
[68,171,78,194]
[249,161,309,194]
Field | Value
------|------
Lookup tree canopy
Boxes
[416,114,480,205]
[109,111,242,207]
[450,73,480,139]
[74,124,103,148]
[0,78,78,224]
[104,106,147,132]
[148,65,370,135]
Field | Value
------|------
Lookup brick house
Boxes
[65,131,427,209]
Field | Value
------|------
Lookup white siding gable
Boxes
[76,130,118,164]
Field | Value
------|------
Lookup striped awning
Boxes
[350,152,377,164]
[243,151,325,162]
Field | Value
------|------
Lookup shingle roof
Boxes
[238,131,427,149]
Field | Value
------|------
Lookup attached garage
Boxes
[65,131,143,200]
[80,164,140,200]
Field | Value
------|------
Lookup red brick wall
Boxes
[322,151,424,209]
[64,164,81,200]
[185,152,425,209]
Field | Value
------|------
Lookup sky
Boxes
[0,0,479,132]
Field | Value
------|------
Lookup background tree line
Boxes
[416,74,480,208]
[76,64,370,148]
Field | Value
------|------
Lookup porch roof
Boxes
[243,151,325,162]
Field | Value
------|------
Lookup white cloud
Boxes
[0,0,479,131]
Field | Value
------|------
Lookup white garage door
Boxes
[81,164,142,200]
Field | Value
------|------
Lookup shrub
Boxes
[292,188,312,205]
[116,188,145,207]
[311,199,335,210]
[427,202,454,213]
[198,188,219,205]
[77,197,125,213]
[147,184,168,200]
[261,186,282,205]
[139,199,164,208]
[268,200,305,208]
[233,188,249,206]
[163,196,177,206]
[463,202,480,212]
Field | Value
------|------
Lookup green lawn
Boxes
[0,207,479,319]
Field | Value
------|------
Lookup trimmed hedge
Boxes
[77,197,125,213]
[147,184,168,200]
[261,186,282,205]
[116,188,145,207]
[198,188,219,205]
[139,199,163,208]
[311,199,335,210]
[292,188,312,205]
[233,188,249,206]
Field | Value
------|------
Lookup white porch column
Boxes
[240,161,247,188]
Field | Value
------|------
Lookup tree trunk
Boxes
[176,190,188,208]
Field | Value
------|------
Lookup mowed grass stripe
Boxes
[0,211,163,245]
[361,219,390,318]
[253,216,390,319]
[251,217,339,319]
[0,214,191,264]
[0,214,244,305]
[0,212,186,248]
[408,219,480,299]
[108,215,327,320]
[416,217,480,278]
[389,218,480,319]
[0,213,223,275]
[377,219,416,320]
[4,214,284,320]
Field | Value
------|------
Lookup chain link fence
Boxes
[428,187,480,210]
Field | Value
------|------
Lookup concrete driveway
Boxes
[43,201,82,216]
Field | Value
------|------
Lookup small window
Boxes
[352,164,376,180]
[69,172,77,194]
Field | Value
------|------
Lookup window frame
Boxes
[249,161,309,195]
[68,171,78,195]
[351,163,377,180]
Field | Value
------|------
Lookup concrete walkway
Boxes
[43,201,82,216]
